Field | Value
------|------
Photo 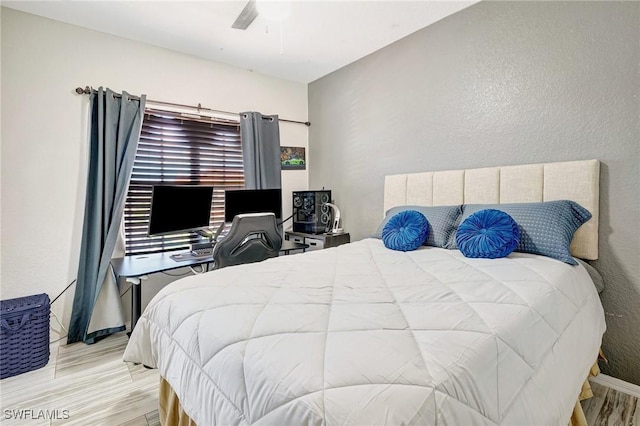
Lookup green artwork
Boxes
[281,146,306,170]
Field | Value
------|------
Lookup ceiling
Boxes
[2,1,477,84]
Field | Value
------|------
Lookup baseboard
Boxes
[590,373,640,398]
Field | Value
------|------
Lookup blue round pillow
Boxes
[456,209,520,259]
[382,210,430,252]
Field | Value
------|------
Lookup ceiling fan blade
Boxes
[232,0,258,30]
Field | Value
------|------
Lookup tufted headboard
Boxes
[384,159,600,260]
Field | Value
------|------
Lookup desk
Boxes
[112,240,309,333]
[111,251,214,332]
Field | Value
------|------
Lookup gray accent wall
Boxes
[309,2,640,384]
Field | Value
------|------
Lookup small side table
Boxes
[279,240,309,255]
[285,231,350,251]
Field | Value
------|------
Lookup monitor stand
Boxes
[195,223,225,242]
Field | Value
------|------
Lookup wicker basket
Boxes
[0,293,50,379]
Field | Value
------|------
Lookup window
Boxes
[123,108,244,255]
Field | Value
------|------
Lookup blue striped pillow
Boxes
[374,205,462,249]
[457,201,592,265]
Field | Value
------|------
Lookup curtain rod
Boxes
[74,86,310,127]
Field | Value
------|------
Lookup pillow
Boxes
[373,205,462,249]
[382,210,430,252]
[456,209,520,259]
[458,200,592,265]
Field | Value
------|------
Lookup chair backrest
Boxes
[213,213,282,269]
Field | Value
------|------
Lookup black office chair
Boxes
[212,213,282,269]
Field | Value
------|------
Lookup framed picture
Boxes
[280,146,306,170]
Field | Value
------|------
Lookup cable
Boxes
[50,279,77,305]
[50,334,69,344]
[44,280,76,344]
[120,286,131,298]
[189,264,208,275]
[50,310,68,334]
[278,213,294,226]
[161,270,190,277]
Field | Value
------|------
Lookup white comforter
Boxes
[123,239,606,425]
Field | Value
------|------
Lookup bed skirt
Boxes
[159,376,196,426]
[158,360,601,426]
[569,360,602,426]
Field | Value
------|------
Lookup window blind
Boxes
[123,108,244,255]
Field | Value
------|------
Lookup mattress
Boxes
[123,238,606,425]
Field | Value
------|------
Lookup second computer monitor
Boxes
[224,188,282,222]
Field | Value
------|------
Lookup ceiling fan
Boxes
[231,0,292,30]
[231,0,259,30]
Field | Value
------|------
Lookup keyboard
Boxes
[190,248,213,257]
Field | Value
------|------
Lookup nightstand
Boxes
[284,231,350,251]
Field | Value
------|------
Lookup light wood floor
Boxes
[583,379,639,426]
[0,331,637,425]
[0,332,159,425]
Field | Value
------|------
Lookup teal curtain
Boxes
[68,88,146,344]
[240,112,282,190]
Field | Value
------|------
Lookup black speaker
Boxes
[292,190,332,234]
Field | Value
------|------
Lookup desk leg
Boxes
[132,282,141,331]
[125,276,146,336]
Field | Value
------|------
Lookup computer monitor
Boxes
[148,185,214,236]
[224,188,282,222]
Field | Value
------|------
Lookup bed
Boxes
[123,159,606,425]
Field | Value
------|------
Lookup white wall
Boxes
[0,8,309,342]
